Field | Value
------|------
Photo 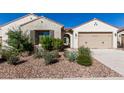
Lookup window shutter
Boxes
[50,30,54,37]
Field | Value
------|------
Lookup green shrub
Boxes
[43,52,54,65]
[78,46,91,56]
[77,46,92,66]
[50,50,59,58]
[1,48,20,65]
[1,48,18,60]
[22,40,34,53]
[64,51,77,62]
[39,36,53,50]
[43,51,58,65]
[34,47,44,58]
[53,38,63,50]
[7,28,34,53]
[39,36,64,51]
[77,54,92,66]
[7,56,19,65]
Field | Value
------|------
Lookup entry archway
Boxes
[64,33,73,48]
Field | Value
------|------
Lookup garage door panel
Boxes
[78,32,112,48]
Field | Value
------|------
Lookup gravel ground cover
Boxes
[0,52,121,79]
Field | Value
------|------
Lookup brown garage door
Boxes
[78,32,112,49]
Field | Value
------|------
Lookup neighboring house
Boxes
[117,28,124,47]
[1,13,63,46]
[0,14,123,49]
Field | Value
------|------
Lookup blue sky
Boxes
[0,13,124,28]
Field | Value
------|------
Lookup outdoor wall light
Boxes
[30,17,33,20]
[94,22,98,26]
[75,33,77,37]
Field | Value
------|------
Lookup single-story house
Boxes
[0,13,123,49]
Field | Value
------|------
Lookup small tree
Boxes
[7,28,33,53]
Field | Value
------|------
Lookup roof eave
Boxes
[0,13,39,27]
[72,18,119,30]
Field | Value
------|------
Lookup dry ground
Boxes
[0,52,121,79]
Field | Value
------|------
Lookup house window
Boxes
[41,32,49,36]
[35,31,50,45]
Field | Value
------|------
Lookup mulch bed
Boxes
[0,52,122,79]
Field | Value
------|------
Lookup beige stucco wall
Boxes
[20,18,63,40]
[73,19,119,48]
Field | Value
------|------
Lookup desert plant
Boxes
[7,28,33,53]
[34,46,44,58]
[64,51,77,62]
[40,36,64,51]
[22,38,34,53]
[7,56,20,65]
[53,38,64,50]
[43,51,58,65]
[50,50,59,58]
[39,36,53,50]
[78,46,91,56]
[1,48,18,60]
[1,48,20,65]
[43,52,54,65]
[77,54,92,66]
[77,46,92,66]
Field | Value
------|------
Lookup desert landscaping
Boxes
[0,52,121,79]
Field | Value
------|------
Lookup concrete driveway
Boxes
[92,49,124,76]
